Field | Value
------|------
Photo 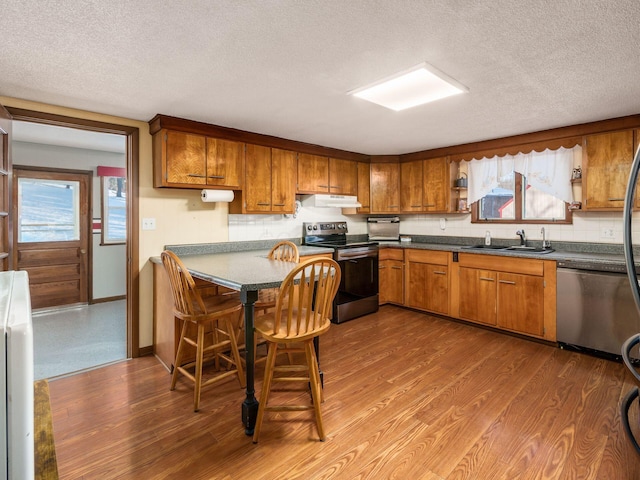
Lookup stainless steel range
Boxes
[303,222,379,323]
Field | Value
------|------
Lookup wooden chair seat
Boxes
[161,250,245,412]
[252,257,341,443]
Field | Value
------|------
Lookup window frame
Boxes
[100,174,127,245]
[471,172,573,224]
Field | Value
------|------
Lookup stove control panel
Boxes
[303,222,348,235]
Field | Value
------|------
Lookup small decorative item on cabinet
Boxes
[458,199,468,212]
[571,166,582,180]
[568,201,582,211]
[455,172,468,187]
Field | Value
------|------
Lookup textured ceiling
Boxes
[2,0,640,155]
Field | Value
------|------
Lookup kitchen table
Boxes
[177,251,299,435]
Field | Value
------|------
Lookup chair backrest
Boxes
[268,241,299,263]
[271,257,341,339]
[161,250,207,319]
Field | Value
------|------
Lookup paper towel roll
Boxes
[201,189,234,203]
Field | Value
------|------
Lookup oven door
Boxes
[334,248,379,322]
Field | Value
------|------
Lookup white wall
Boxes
[12,141,127,299]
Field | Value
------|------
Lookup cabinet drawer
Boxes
[379,248,404,261]
[405,249,448,265]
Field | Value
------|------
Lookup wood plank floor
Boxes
[47,306,640,479]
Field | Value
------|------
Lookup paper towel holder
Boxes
[200,189,234,203]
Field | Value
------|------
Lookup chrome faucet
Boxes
[516,229,526,246]
[541,227,551,249]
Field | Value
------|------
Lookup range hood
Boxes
[301,194,362,208]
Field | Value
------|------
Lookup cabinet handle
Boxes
[257,202,270,206]
[207,175,225,179]
[410,205,421,208]
[423,204,436,207]
[273,203,285,207]
[389,205,399,209]
[608,198,625,202]
[379,266,386,269]
[391,266,402,270]
[479,277,495,282]
[330,185,341,189]
[318,184,329,188]
[499,280,516,285]
[187,174,207,178]
[433,270,446,275]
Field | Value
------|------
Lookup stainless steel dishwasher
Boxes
[556,261,640,360]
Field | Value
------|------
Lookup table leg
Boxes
[240,289,259,435]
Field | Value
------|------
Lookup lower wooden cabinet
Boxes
[459,267,497,326]
[379,249,404,305]
[404,249,449,315]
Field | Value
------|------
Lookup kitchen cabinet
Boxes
[379,249,404,305]
[456,253,555,340]
[404,249,449,315]
[297,154,357,195]
[583,130,634,210]
[153,129,243,189]
[229,146,296,214]
[400,157,449,213]
[371,163,400,213]
[357,162,371,213]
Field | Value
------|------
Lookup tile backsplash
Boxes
[228,201,640,245]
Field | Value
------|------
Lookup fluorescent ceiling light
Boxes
[350,62,468,111]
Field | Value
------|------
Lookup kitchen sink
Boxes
[462,244,509,250]
[505,245,554,254]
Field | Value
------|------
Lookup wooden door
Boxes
[583,131,633,210]
[425,264,448,314]
[205,138,243,188]
[423,157,449,212]
[329,158,357,195]
[459,267,497,325]
[0,105,11,271]
[405,259,428,310]
[387,260,404,305]
[165,131,206,185]
[357,162,370,213]
[297,153,328,193]
[13,167,91,309]
[400,159,423,212]
[244,144,272,212]
[497,272,544,336]
[271,148,296,213]
[371,163,400,213]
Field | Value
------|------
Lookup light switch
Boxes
[142,218,156,230]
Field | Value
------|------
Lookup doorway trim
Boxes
[6,107,140,358]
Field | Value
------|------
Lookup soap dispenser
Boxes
[485,230,491,246]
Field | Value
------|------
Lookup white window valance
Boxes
[463,145,581,205]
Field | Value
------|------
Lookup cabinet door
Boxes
[271,148,296,213]
[165,131,206,185]
[459,268,497,325]
[379,259,403,305]
[400,160,423,212]
[329,158,357,195]
[405,260,448,313]
[206,138,243,188]
[297,153,329,193]
[423,157,449,212]
[497,272,544,336]
[583,131,633,210]
[357,162,371,213]
[244,144,272,212]
[371,163,400,213]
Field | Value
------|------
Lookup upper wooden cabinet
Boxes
[357,162,371,213]
[297,155,357,195]
[400,157,449,213]
[371,163,400,213]
[229,146,296,214]
[583,130,634,210]
[153,129,243,189]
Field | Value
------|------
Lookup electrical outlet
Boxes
[600,228,615,239]
[142,218,156,230]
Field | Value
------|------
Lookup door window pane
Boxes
[18,178,80,242]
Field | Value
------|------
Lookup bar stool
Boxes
[161,250,245,412]
[621,333,640,454]
[252,257,341,443]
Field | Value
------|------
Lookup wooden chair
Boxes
[255,240,300,313]
[252,257,341,443]
[161,250,245,412]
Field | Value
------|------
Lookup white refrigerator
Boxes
[1,271,34,480]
